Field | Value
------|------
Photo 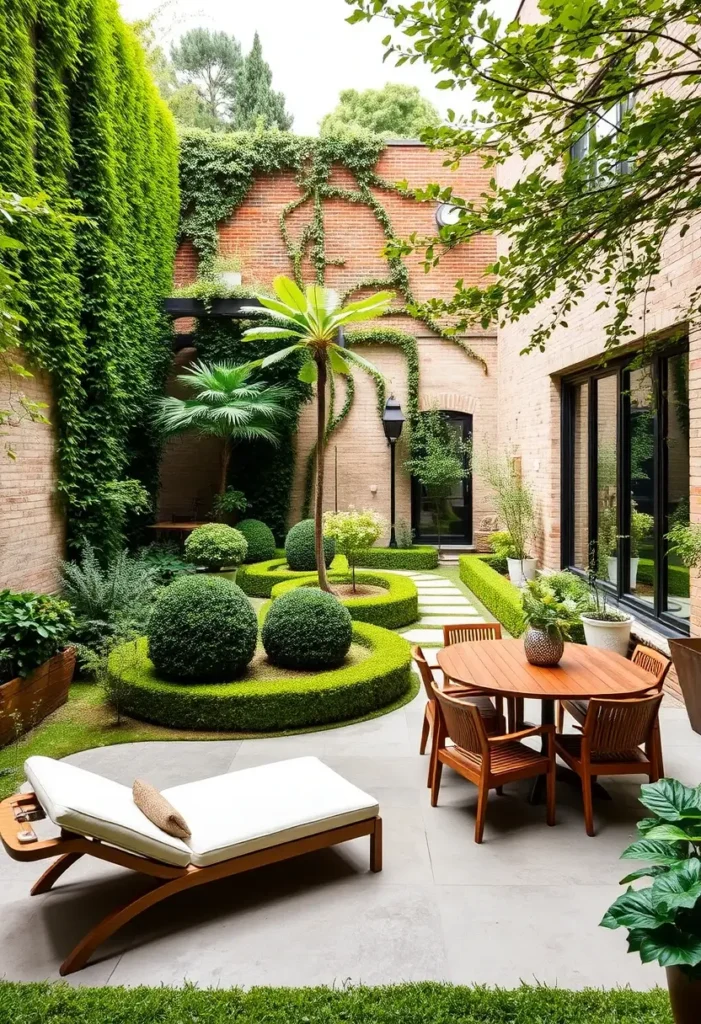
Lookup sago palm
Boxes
[156,361,293,496]
[242,277,393,591]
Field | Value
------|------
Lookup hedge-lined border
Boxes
[107,623,412,732]
[638,558,690,599]
[270,572,419,630]
[237,555,348,598]
[459,555,526,637]
[354,546,439,570]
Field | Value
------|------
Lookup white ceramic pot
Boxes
[607,556,639,590]
[630,556,639,590]
[507,557,537,587]
[217,270,242,289]
[607,556,618,586]
[581,614,633,658]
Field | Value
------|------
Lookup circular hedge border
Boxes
[353,545,439,570]
[237,555,348,598]
[270,571,418,630]
[107,622,412,733]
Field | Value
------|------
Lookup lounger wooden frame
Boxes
[0,791,382,976]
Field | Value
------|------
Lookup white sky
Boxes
[118,0,519,135]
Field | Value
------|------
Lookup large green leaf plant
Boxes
[242,276,392,592]
[601,778,701,976]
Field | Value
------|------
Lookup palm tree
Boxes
[156,360,293,496]
[242,277,393,592]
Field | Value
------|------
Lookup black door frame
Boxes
[411,411,473,545]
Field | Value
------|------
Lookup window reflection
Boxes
[666,353,690,620]
[573,383,589,571]
[626,365,655,606]
[596,375,618,584]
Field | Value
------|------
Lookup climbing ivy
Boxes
[0,0,179,558]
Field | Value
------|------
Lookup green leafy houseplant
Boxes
[323,507,385,591]
[184,524,248,571]
[0,591,74,683]
[521,578,583,643]
[242,276,393,592]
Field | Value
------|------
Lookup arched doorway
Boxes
[411,411,473,544]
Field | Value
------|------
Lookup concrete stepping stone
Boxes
[419,607,480,618]
[419,615,484,626]
[418,596,473,606]
[401,628,447,645]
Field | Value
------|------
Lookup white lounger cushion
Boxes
[163,756,379,868]
[24,756,192,867]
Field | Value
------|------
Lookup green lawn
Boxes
[0,982,672,1023]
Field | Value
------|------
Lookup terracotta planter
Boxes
[669,638,701,736]
[0,647,76,746]
[524,629,564,666]
[666,965,701,1024]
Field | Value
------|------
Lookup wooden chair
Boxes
[429,687,556,843]
[413,646,505,786]
[557,644,669,774]
[555,692,664,836]
[443,622,523,731]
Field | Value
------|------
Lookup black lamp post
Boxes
[382,395,406,548]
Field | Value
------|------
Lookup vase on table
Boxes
[523,629,564,667]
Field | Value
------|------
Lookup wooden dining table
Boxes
[436,639,658,802]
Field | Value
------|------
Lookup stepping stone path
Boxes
[384,568,485,647]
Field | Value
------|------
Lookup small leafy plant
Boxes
[137,543,195,585]
[323,507,386,591]
[212,487,249,523]
[631,506,654,559]
[521,578,583,642]
[667,522,701,570]
[601,778,701,977]
[184,523,248,571]
[488,530,517,559]
[0,591,74,683]
[584,548,630,622]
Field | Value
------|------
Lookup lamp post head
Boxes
[382,395,405,443]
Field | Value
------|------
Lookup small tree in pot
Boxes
[580,553,633,658]
[474,448,536,586]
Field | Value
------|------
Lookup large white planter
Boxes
[607,556,640,590]
[507,557,537,587]
[581,614,633,658]
[217,270,242,289]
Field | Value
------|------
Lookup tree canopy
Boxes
[233,33,293,130]
[346,0,701,352]
[170,29,242,128]
[320,83,439,137]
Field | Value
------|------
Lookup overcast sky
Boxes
[118,0,519,134]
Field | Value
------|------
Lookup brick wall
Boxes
[0,356,64,593]
[161,143,498,545]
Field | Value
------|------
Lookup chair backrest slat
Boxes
[433,687,488,755]
[585,694,663,753]
[630,644,671,690]
[411,645,435,699]
[443,622,502,647]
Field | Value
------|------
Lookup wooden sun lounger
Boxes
[1,786,382,976]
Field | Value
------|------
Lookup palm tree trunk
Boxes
[315,357,331,592]
[220,438,232,497]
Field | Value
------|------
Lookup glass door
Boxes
[412,412,473,544]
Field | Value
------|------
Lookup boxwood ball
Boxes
[262,588,352,669]
[285,518,335,572]
[148,574,257,682]
[237,518,276,563]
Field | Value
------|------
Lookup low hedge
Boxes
[237,555,348,598]
[107,622,412,732]
[353,545,438,570]
[270,571,419,630]
[459,555,526,637]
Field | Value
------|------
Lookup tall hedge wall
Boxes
[0,0,179,556]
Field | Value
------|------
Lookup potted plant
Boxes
[629,505,654,589]
[0,590,76,745]
[476,450,536,586]
[580,558,633,657]
[601,777,701,1023]
[212,487,249,526]
[666,522,701,734]
[520,577,584,666]
[211,254,242,289]
[604,502,654,589]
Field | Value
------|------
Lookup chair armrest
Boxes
[489,724,554,744]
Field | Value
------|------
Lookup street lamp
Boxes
[382,395,406,548]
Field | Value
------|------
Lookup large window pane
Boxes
[572,382,589,570]
[597,375,618,584]
[666,352,690,620]
[626,365,655,607]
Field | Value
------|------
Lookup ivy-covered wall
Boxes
[0,0,179,564]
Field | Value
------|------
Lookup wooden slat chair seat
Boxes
[555,692,663,837]
[442,622,523,731]
[430,687,556,844]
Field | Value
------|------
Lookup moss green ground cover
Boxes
[0,981,672,1023]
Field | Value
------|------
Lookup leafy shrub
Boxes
[184,524,248,571]
[212,487,248,524]
[521,578,585,642]
[353,546,438,570]
[285,519,335,572]
[271,572,418,630]
[395,517,414,548]
[147,575,257,682]
[138,543,196,585]
[108,622,412,731]
[262,589,352,669]
[236,557,346,599]
[0,591,75,683]
[323,507,385,590]
[459,555,526,637]
[237,519,276,563]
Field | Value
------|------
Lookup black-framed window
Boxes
[570,95,634,179]
[561,342,690,634]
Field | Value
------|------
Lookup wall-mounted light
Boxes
[435,203,462,229]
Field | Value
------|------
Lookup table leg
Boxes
[529,698,612,805]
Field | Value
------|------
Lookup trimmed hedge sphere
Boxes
[262,588,352,669]
[237,519,276,563]
[184,524,248,571]
[147,575,258,682]
[285,519,335,572]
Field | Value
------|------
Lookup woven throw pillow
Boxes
[133,779,191,839]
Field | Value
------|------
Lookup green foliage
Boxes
[0,591,74,683]
[323,508,385,590]
[521,578,585,643]
[0,0,179,557]
[0,981,675,1023]
[233,32,292,131]
[631,508,654,559]
[109,621,411,731]
[474,450,535,561]
[237,519,277,563]
[236,556,347,599]
[638,559,690,599]
[262,589,353,670]
[285,519,335,573]
[137,543,195,585]
[320,84,440,138]
[212,487,249,523]
[667,523,701,570]
[459,555,526,638]
[184,524,248,571]
[394,517,414,548]
[170,29,242,127]
[601,777,701,978]
[488,531,516,560]
[147,574,257,682]
[353,546,438,570]
[271,571,419,630]
[406,408,469,547]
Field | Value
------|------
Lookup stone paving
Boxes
[396,569,484,649]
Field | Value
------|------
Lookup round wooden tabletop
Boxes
[436,639,656,701]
